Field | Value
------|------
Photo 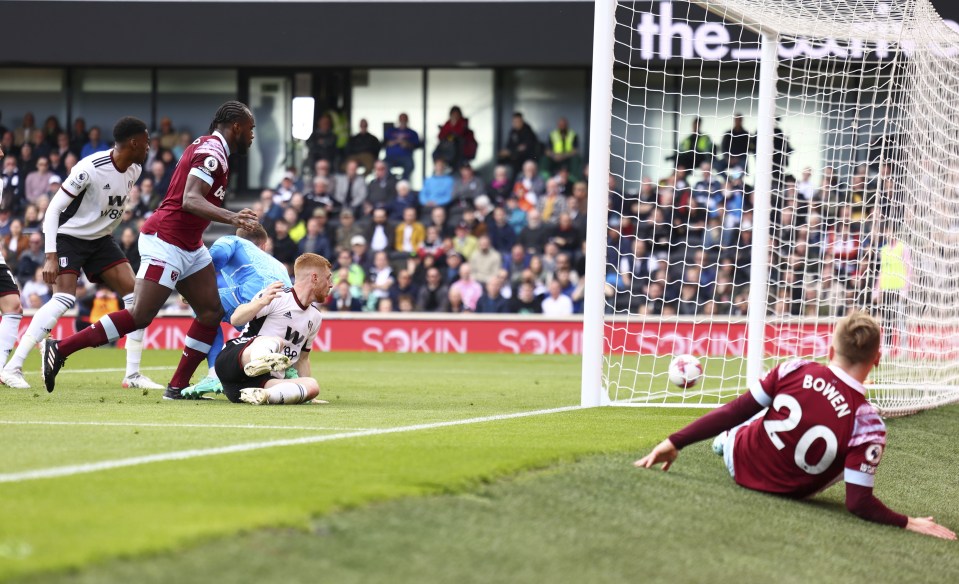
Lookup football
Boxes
[668,354,703,388]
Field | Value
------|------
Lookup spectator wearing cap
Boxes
[420,159,454,210]
[349,234,373,272]
[452,221,478,260]
[367,160,397,207]
[468,235,502,285]
[344,119,382,174]
[334,209,364,251]
[272,219,299,274]
[364,207,396,255]
[25,157,53,203]
[45,174,62,199]
[388,180,418,222]
[332,160,368,215]
[449,264,482,312]
[395,207,425,256]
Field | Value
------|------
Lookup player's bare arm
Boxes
[230,281,284,327]
[294,353,311,378]
[181,174,258,231]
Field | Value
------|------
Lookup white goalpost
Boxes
[583,0,959,416]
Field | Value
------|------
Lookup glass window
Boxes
[72,69,151,138]
[0,69,67,140]
[426,69,494,176]
[247,76,291,190]
[351,69,425,188]
[157,69,237,141]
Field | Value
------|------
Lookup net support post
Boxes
[746,33,779,387]
[581,0,617,407]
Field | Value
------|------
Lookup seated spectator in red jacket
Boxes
[435,106,477,169]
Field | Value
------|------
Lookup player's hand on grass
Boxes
[906,516,957,540]
[231,208,259,232]
[634,438,679,471]
[42,253,60,285]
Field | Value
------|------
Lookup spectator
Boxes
[450,163,486,219]
[0,209,11,239]
[15,232,44,282]
[364,207,395,254]
[367,159,398,207]
[1,155,22,206]
[395,207,425,256]
[299,215,332,259]
[389,269,418,306]
[551,212,581,257]
[452,221,478,260]
[415,267,450,312]
[469,235,502,285]
[510,281,542,314]
[344,118,381,173]
[513,160,545,212]
[69,117,88,157]
[149,160,170,198]
[426,205,452,239]
[172,131,192,160]
[328,279,363,312]
[334,209,364,251]
[25,157,54,204]
[119,227,140,273]
[692,163,723,216]
[449,263,482,311]
[388,180,418,222]
[719,113,754,172]
[772,118,793,186]
[13,112,35,147]
[504,196,528,235]
[307,113,340,171]
[368,250,395,303]
[435,106,477,169]
[29,129,51,159]
[545,117,580,175]
[304,175,338,218]
[21,267,51,308]
[41,115,62,149]
[383,113,421,180]
[332,159,368,214]
[3,218,28,265]
[475,274,510,314]
[447,286,467,313]
[420,159,455,210]
[473,194,494,225]
[518,209,549,254]
[541,279,574,316]
[674,116,714,171]
[22,203,41,232]
[498,112,540,178]
[272,219,299,273]
[18,143,35,175]
[536,178,568,225]
[488,164,513,205]
[350,234,373,272]
[80,126,110,159]
[334,248,366,292]
[282,207,306,243]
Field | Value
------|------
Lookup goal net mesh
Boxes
[602,0,959,415]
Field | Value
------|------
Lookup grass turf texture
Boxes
[1,349,957,583]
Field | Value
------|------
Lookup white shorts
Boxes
[136,233,212,290]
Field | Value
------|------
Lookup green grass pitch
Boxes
[0,348,957,583]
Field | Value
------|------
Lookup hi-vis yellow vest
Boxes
[879,240,907,291]
[550,129,577,154]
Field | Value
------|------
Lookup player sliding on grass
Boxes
[41,101,259,399]
[636,312,956,540]
[1,117,163,390]
[213,253,332,405]
[180,224,292,399]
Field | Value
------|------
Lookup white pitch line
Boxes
[0,420,373,432]
[0,406,582,484]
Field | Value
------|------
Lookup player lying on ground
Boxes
[1,117,163,390]
[41,101,259,399]
[0,145,24,375]
[636,312,956,540]
[181,224,292,399]
[212,253,332,405]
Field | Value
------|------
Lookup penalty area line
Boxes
[0,405,582,484]
[0,420,375,432]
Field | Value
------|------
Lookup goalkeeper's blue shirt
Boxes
[210,235,292,315]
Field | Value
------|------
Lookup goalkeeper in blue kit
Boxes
[181,225,292,398]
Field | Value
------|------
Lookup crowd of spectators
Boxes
[0,107,902,319]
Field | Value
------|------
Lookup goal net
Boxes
[582,0,959,416]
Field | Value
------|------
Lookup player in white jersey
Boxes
[0,118,163,390]
[0,144,25,381]
[215,253,332,405]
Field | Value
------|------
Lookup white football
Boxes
[668,354,703,388]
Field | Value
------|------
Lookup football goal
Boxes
[581,0,959,416]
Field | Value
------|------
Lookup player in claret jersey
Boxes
[41,101,259,400]
[636,312,956,540]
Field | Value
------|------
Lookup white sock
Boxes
[5,293,73,371]
[0,313,23,365]
[265,382,308,405]
[206,368,219,380]
[123,293,146,378]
